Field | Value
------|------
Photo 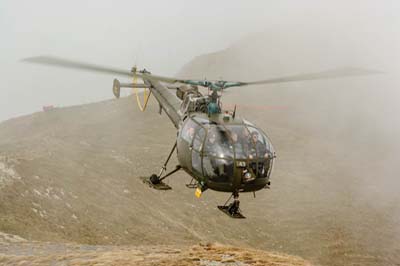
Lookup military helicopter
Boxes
[23,56,379,218]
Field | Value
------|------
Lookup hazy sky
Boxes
[1,0,399,121]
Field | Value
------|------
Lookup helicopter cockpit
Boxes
[178,115,275,191]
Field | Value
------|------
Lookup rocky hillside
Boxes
[1,27,400,265]
[0,237,311,266]
[0,94,398,265]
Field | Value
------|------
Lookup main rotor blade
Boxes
[22,56,135,77]
[234,67,382,88]
[22,56,381,89]
[21,55,183,84]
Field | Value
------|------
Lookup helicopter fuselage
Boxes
[146,78,275,194]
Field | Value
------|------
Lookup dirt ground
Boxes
[0,234,311,266]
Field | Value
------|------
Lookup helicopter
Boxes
[22,56,379,218]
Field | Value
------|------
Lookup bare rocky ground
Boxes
[0,235,310,266]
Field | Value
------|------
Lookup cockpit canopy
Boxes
[180,115,275,184]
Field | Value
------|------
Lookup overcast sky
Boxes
[1,0,399,122]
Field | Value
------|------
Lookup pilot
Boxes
[239,128,253,155]
[248,131,270,159]
[204,130,230,181]
[231,132,241,145]
[241,127,251,143]
[248,131,271,177]
[225,132,241,177]
[205,131,218,155]
[228,131,243,156]
[227,132,238,149]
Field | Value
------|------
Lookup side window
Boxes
[193,127,205,152]
[247,127,267,159]
[192,150,202,174]
[248,127,265,144]
[262,131,273,153]
[181,119,197,144]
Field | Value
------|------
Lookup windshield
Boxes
[184,116,275,182]
[204,125,232,158]
[204,124,272,160]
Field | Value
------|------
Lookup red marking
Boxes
[42,105,55,112]
[224,104,288,111]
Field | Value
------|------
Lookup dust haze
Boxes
[1,1,400,265]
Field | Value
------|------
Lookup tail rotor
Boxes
[113,66,152,112]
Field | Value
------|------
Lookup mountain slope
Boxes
[1,26,400,265]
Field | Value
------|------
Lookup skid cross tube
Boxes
[159,165,181,182]
[148,141,180,187]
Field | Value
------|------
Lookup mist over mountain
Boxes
[1,24,399,265]
[178,26,400,264]
[178,25,400,197]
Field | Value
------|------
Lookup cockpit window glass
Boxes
[181,119,197,144]
[192,150,202,174]
[262,131,273,153]
[193,127,205,152]
[245,126,275,178]
[200,123,274,182]
[204,125,232,158]
[247,127,271,159]
[225,125,251,159]
[180,96,190,114]
[200,124,274,158]
[203,125,255,159]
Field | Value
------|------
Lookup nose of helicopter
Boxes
[179,116,275,193]
[201,136,275,192]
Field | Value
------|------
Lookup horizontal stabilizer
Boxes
[119,83,151,89]
[113,79,151,98]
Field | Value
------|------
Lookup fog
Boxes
[0,0,278,121]
[177,17,400,214]
[173,3,400,262]
[1,0,399,122]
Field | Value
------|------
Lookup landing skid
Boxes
[218,192,246,219]
[218,206,245,219]
[143,141,180,191]
[141,176,172,190]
